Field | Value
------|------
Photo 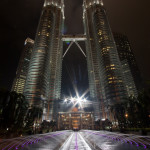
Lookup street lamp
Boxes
[125,113,129,128]
[125,114,128,118]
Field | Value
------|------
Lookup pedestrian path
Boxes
[0,131,71,150]
[60,132,92,150]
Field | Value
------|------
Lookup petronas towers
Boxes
[12,0,138,121]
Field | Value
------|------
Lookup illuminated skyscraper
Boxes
[121,60,138,97]
[114,33,143,92]
[24,0,64,120]
[21,0,129,122]
[12,38,34,94]
[83,0,127,120]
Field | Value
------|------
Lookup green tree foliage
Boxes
[125,96,139,128]
[41,120,56,133]
[127,90,150,128]
[50,120,56,131]
[111,102,127,130]
[0,89,44,136]
[111,89,150,130]
[24,106,43,134]
[0,89,29,136]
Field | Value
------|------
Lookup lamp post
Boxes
[125,113,128,128]
[125,114,128,118]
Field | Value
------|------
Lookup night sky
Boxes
[0,0,150,96]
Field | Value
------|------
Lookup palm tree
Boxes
[2,91,18,130]
[13,94,29,133]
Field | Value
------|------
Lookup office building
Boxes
[121,60,138,97]
[24,0,64,120]
[114,33,143,92]
[21,0,129,122]
[12,38,34,94]
[83,0,127,120]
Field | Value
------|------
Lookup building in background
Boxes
[58,107,94,130]
[83,0,127,120]
[114,33,143,93]
[121,60,138,97]
[11,38,34,94]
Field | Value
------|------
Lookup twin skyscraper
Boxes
[12,0,140,122]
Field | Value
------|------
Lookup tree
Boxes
[0,90,29,137]
[41,120,51,133]
[111,102,127,131]
[24,106,43,134]
[110,89,150,131]
[49,120,57,131]
[13,94,29,132]
[136,90,150,128]
[125,96,139,128]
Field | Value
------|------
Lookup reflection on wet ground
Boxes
[0,130,150,150]
[81,130,150,150]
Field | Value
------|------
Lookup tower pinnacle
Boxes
[44,0,64,8]
[83,0,103,7]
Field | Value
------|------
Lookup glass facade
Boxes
[24,0,64,120]
[114,33,143,92]
[12,38,34,94]
[83,0,127,120]
[17,0,133,122]
[121,60,138,97]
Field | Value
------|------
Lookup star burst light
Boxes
[63,89,89,109]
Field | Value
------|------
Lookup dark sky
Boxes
[0,0,150,94]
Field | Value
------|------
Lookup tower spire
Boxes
[44,0,63,8]
[83,0,103,7]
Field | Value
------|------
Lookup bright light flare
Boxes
[63,85,89,111]
[83,98,87,102]
[63,95,88,110]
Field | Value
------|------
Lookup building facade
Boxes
[24,0,64,120]
[58,108,94,130]
[83,0,127,120]
[114,33,143,92]
[19,0,131,123]
[121,60,138,97]
[12,38,34,94]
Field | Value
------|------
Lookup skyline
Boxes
[0,0,150,92]
[0,0,150,146]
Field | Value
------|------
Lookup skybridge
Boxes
[62,34,87,41]
[62,34,87,58]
